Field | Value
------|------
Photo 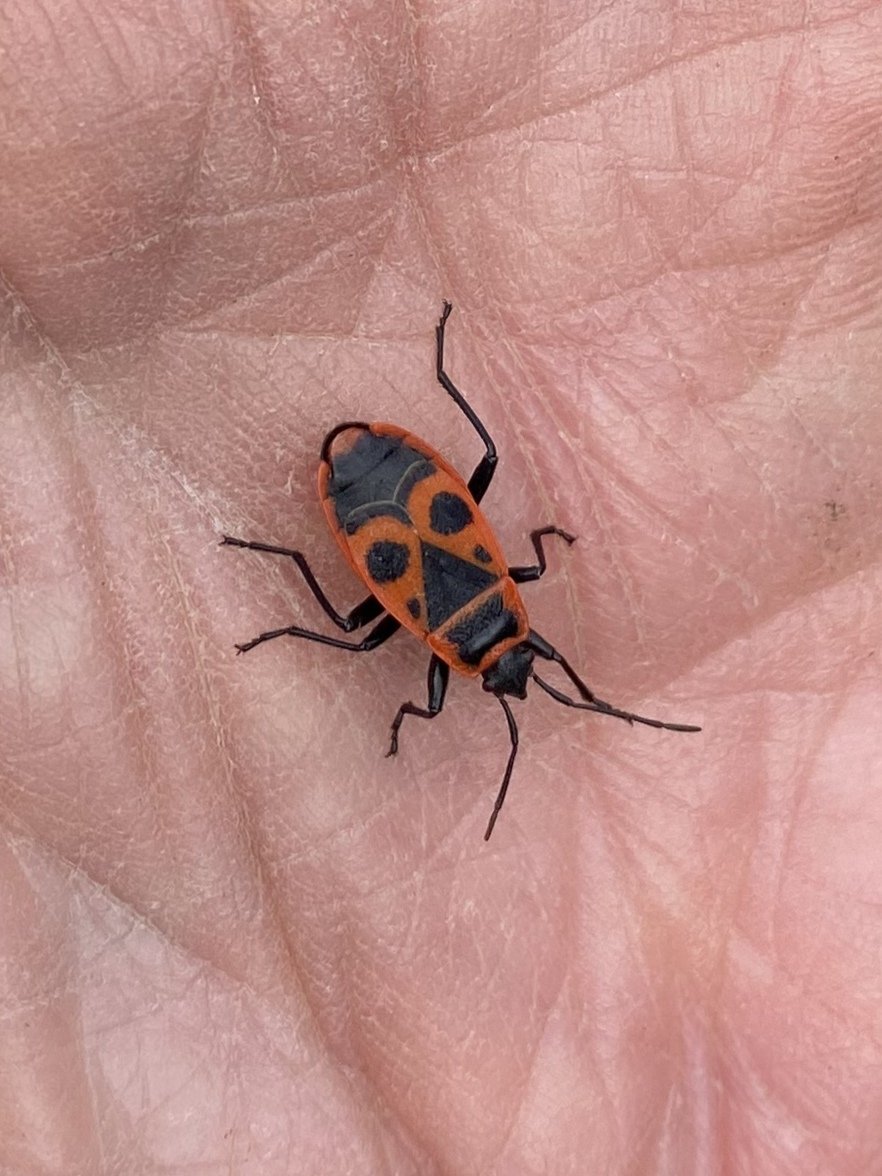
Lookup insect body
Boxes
[223,303,700,840]
[319,421,526,677]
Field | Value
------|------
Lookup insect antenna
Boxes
[484,696,520,840]
[532,673,701,733]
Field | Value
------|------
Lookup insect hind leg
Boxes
[435,302,498,504]
[235,614,400,656]
[221,534,383,631]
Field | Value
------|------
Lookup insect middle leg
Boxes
[386,655,450,757]
[221,535,384,631]
[509,526,577,583]
[435,302,498,504]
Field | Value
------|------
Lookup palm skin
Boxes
[1,1,881,1172]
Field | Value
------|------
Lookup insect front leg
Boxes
[386,656,450,757]
[509,526,577,583]
[221,535,384,631]
[435,302,499,504]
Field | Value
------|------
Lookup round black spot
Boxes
[473,544,493,563]
[406,597,421,619]
[366,540,410,583]
[430,491,472,535]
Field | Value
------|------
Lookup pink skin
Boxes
[2,1,882,1172]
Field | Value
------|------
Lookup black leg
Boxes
[386,656,450,757]
[234,613,400,656]
[529,629,602,701]
[435,301,498,503]
[221,535,383,631]
[484,696,519,841]
[529,630,701,733]
[509,526,577,583]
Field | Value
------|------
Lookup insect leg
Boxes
[386,655,450,757]
[221,535,383,631]
[529,630,701,732]
[484,696,519,840]
[509,526,577,583]
[435,301,498,504]
[234,613,400,656]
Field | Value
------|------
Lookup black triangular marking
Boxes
[421,541,498,631]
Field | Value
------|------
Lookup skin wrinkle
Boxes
[0,263,75,376]
[757,930,865,1038]
[474,219,872,345]
[762,32,810,183]
[1,554,31,741]
[0,264,37,333]
[669,64,700,236]
[702,835,755,1023]
[332,1,418,161]
[483,335,590,663]
[594,412,760,613]
[193,205,399,321]
[554,60,874,302]
[225,0,284,150]
[150,87,219,325]
[556,423,653,655]
[676,265,810,383]
[617,154,683,277]
[814,249,882,332]
[78,0,133,92]
[179,170,400,231]
[724,663,879,992]
[679,996,720,1170]
[415,6,869,164]
[34,198,399,356]
[47,436,309,1018]
[10,417,110,769]
[655,399,869,613]
[789,227,882,335]
[768,698,846,963]
[18,180,401,337]
[722,1026,809,1150]
[94,547,163,843]
[772,368,845,476]
[624,973,691,1159]
[3,828,291,1020]
[4,2,882,1171]
[715,727,791,996]
[488,926,571,1165]
[342,803,474,897]
[265,684,414,849]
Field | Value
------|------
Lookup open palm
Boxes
[2,2,881,1172]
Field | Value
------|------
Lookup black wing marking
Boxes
[421,542,497,631]
[328,433,435,535]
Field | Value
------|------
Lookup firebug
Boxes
[223,303,700,840]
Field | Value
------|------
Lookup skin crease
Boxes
[1,0,882,1172]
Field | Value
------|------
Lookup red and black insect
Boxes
[223,303,700,840]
